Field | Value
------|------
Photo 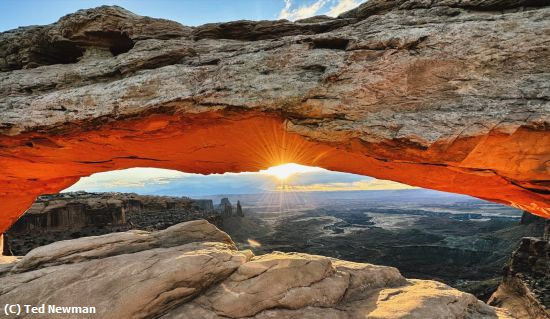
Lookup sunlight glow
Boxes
[247,239,262,247]
[260,163,323,180]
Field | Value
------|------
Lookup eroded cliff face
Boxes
[0,220,515,319]
[8,192,215,233]
[489,236,550,319]
[0,0,549,232]
[5,192,220,255]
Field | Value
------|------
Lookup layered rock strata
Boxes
[0,0,549,233]
[9,191,214,234]
[0,220,513,319]
[6,192,221,255]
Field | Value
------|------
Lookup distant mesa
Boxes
[194,199,215,212]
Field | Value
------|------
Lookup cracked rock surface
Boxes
[0,220,513,319]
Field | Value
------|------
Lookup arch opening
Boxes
[6,163,542,304]
[0,110,548,236]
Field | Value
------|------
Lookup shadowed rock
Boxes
[489,237,550,318]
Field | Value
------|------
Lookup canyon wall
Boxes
[489,236,550,318]
[5,192,220,255]
[8,192,214,233]
[0,0,549,233]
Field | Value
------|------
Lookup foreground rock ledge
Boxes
[0,0,549,233]
[0,220,513,319]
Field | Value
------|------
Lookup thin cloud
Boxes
[326,0,366,17]
[64,168,188,191]
[278,0,328,20]
[276,179,417,192]
[278,0,367,21]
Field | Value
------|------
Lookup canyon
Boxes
[2,189,549,318]
[216,191,539,297]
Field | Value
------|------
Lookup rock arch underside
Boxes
[1,0,550,236]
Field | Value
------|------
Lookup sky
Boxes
[64,165,416,197]
[0,0,367,31]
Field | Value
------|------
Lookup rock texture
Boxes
[236,200,244,217]
[9,191,215,234]
[6,192,222,255]
[0,0,549,233]
[489,236,550,319]
[0,220,513,319]
[219,198,234,217]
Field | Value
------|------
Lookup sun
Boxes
[260,163,322,180]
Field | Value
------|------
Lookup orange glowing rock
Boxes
[0,111,548,233]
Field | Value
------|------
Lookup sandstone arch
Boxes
[0,0,549,233]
